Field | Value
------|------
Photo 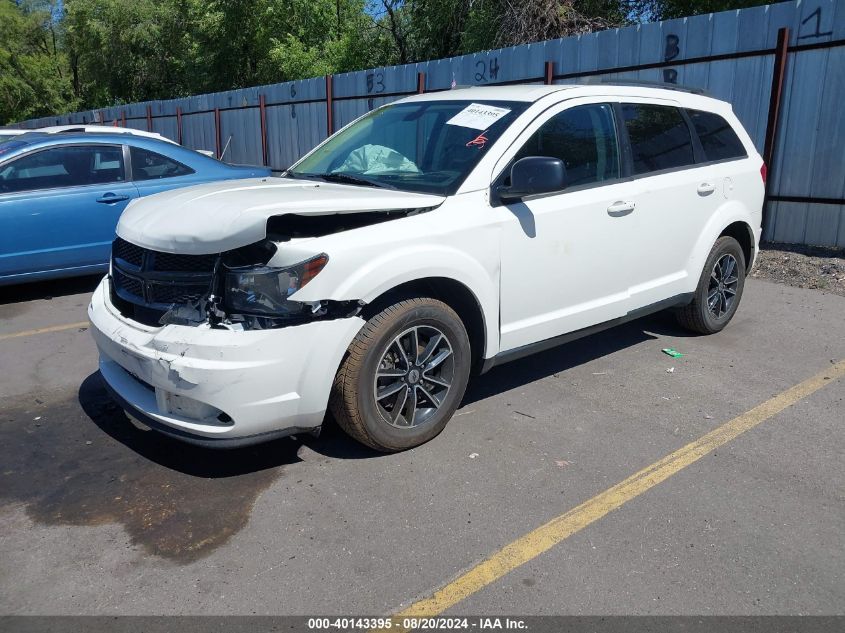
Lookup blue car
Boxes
[0,131,271,286]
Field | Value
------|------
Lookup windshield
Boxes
[288,100,528,196]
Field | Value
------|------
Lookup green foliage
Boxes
[624,0,781,21]
[61,0,383,105]
[63,0,195,107]
[0,0,76,124]
[376,1,631,61]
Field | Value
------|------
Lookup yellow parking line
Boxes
[0,321,89,342]
[393,359,845,620]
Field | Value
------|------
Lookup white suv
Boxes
[89,85,764,451]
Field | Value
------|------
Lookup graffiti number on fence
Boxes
[367,72,385,93]
[799,7,833,40]
[474,58,500,83]
[664,34,680,61]
[663,69,679,84]
[663,34,680,84]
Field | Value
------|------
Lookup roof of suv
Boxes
[401,83,727,109]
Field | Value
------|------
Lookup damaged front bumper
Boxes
[88,277,364,448]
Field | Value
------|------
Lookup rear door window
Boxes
[513,103,620,187]
[686,109,747,162]
[130,146,194,180]
[620,104,695,175]
[0,145,125,193]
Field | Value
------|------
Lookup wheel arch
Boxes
[719,220,755,275]
[293,241,501,362]
[688,202,760,286]
[362,277,489,373]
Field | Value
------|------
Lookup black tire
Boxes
[330,297,472,452]
[676,235,746,334]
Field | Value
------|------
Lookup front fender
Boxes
[294,242,501,358]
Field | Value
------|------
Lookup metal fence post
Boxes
[764,27,790,184]
[259,94,268,166]
[146,105,153,132]
[544,61,555,84]
[120,110,126,127]
[214,107,222,159]
[417,72,426,94]
[176,107,183,145]
[762,27,790,232]
[325,74,334,136]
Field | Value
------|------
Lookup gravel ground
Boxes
[752,242,845,297]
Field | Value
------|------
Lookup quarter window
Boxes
[686,109,747,162]
[620,104,695,175]
[0,145,125,193]
[514,103,620,187]
[130,146,194,180]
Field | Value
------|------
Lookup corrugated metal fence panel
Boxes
[181,112,216,156]
[9,0,845,246]
[766,0,845,246]
[266,101,328,170]
[334,63,419,98]
[220,108,261,165]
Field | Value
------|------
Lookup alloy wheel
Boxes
[708,253,739,319]
[373,325,454,429]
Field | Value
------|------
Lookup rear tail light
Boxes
[760,163,767,184]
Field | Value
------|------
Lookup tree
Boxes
[0,0,76,124]
[467,0,625,50]
[191,0,384,89]
[624,0,782,21]
[369,0,628,63]
[63,0,194,108]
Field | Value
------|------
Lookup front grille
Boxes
[112,268,143,300]
[110,238,218,326]
[153,252,218,272]
[148,282,210,305]
[113,237,144,267]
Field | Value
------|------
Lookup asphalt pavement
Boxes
[0,275,843,616]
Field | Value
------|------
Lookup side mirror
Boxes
[498,156,567,202]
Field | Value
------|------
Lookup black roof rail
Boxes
[577,78,712,97]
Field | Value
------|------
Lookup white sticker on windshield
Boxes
[446,103,511,130]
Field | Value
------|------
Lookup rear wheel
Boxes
[330,297,471,452]
[676,236,746,334]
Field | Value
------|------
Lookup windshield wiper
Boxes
[292,172,396,190]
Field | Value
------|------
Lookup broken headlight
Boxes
[224,254,328,317]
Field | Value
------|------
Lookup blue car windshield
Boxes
[288,100,528,196]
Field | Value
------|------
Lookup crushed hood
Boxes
[117,177,445,254]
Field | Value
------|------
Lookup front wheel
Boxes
[676,235,746,334]
[330,297,472,452]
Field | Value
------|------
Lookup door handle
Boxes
[607,200,635,215]
[97,193,130,204]
[697,182,716,195]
